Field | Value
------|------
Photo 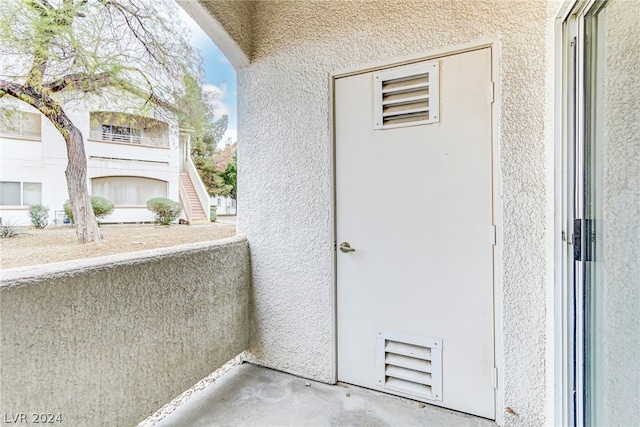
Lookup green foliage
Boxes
[0,0,202,242]
[190,115,233,196]
[63,196,115,223]
[0,0,200,111]
[0,220,27,239]
[146,197,183,225]
[91,196,115,219]
[219,153,238,199]
[62,200,73,223]
[28,204,49,229]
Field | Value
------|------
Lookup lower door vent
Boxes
[377,332,442,401]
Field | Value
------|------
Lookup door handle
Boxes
[339,242,356,253]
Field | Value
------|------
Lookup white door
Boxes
[335,48,495,419]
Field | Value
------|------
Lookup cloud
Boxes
[202,83,230,118]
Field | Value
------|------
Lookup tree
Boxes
[191,115,232,196]
[219,151,237,200]
[0,0,199,242]
[183,74,231,197]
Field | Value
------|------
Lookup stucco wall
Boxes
[599,0,640,424]
[0,237,250,426]
[199,0,253,61]
[179,0,252,68]
[236,1,557,425]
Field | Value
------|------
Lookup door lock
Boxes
[339,242,356,253]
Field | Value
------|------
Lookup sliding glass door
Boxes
[566,0,639,425]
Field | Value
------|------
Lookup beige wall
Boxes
[234,1,557,425]
[0,237,250,427]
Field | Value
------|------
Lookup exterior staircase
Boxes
[179,173,208,223]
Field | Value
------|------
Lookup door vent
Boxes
[373,61,440,130]
[377,332,443,401]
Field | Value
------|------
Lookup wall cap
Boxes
[1,234,248,287]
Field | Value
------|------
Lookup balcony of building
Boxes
[89,112,170,148]
[0,238,495,427]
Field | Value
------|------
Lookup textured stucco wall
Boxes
[179,0,252,68]
[235,1,557,425]
[0,237,250,426]
[599,0,640,424]
[199,0,253,60]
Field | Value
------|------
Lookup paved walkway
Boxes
[215,215,237,226]
[155,363,495,427]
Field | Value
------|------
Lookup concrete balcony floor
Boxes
[155,363,496,427]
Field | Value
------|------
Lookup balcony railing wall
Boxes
[89,130,169,147]
[0,236,250,426]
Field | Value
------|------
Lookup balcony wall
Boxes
[0,236,250,427]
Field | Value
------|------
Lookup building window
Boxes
[0,111,41,139]
[101,124,142,144]
[217,198,222,205]
[92,176,167,206]
[0,181,41,205]
[0,182,21,205]
[22,182,42,205]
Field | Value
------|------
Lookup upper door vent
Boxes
[373,61,440,130]
[377,331,443,401]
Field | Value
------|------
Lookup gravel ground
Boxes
[0,221,236,269]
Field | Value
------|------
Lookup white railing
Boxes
[89,131,168,147]
[185,156,211,221]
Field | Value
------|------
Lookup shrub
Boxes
[63,196,115,223]
[62,199,73,222]
[0,220,27,238]
[91,196,115,220]
[28,204,50,229]
[146,197,183,225]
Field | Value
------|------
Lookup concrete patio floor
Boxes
[155,363,496,427]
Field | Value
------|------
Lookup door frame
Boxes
[328,38,504,425]
[555,1,608,425]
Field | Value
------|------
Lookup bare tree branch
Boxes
[103,0,164,66]
[0,78,68,133]
[0,0,200,242]
[44,71,113,92]
[114,77,178,114]
[28,0,55,15]
[42,69,177,113]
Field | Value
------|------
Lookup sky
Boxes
[178,9,237,146]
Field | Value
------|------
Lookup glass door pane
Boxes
[582,1,640,425]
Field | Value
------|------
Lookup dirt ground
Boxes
[0,221,236,270]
